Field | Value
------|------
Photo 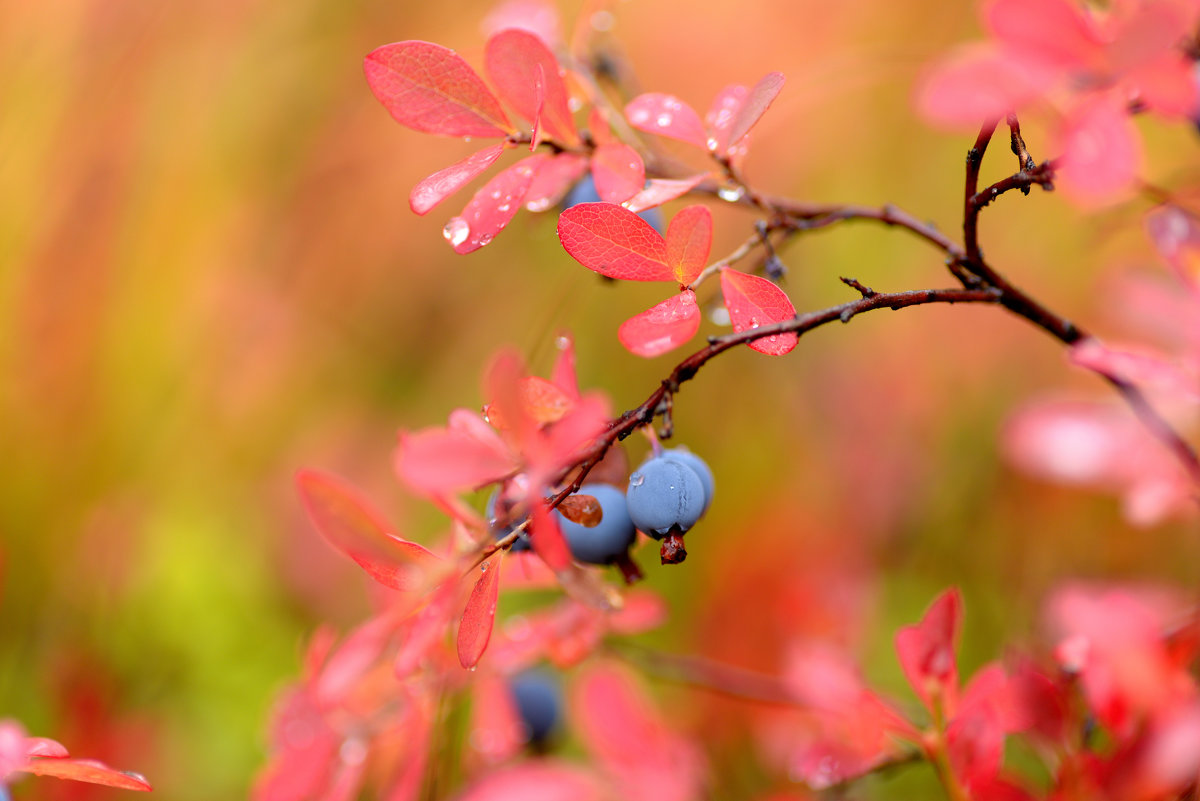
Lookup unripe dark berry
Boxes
[509,668,561,746]
[554,483,637,565]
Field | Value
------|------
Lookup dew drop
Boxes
[121,772,149,784]
[468,665,478,672]
[478,233,494,246]
[480,562,489,572]
[555,335,571,349]
[710,306,731,326]
[655,113,673,127]
[491,189,502,200]
[630,109,650,124]
[340,738,368,765]
[568,96,583,112]
[629,472,645,487]
[463,136,473,143]
[717,186,745,202]
[526,197,554,212]
[443,218,470,248]
[706,137,719,151]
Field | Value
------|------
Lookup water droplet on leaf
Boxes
[443,218,470,248]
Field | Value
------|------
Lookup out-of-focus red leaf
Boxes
[524,153,589,212]
[1055,96,1142,205]
[539,393,610,474]
[983,0,1100,70]
[618,291,701,358]
[24,758,152,791]
[482,0,563,49]
[1145,205,1200,290]
[446,154,547,254]
[394,580,459,677]
[24,737,68,759]
[895,587,963,714]
[364,41,512,137]
[608,590,668,634]
[916,45,1041,129]
[410,144,507,215]
[587,107,614,147]
[1069,339,1198,401]
[0,720,28,777]
[468,674,525,764]
[517,376,573,425]
[396,409,517,497]
[624,175,708,214]
[485,29,578,145]
[557,203,672,281]
[254,687,338,801]
[719,270,798,355]
[314,614,395,707]
[296,470,441,591]
[455,760,606,801]
[722,71,785,152]
[591,143,646,204]
[550,332,580,400]
[705,84,748,152]
[624,93,708,148]
[665,205,713,284]
[458,553,504,668]
[530,503,572,572]
[484,349,538,446]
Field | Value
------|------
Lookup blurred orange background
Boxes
[2,0,1198,798]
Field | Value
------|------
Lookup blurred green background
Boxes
[2,0,1198,798]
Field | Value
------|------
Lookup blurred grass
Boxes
[1,0,1198,798]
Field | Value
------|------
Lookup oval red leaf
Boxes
[557,203,672,281]
[364,41,512,137]
[524,153,589,212]
[617,290,701,357]
[458,553,504,668]
[485,29,578,145]
[895,587,963,714]
[625,93,709,148]
[296,469,441,591]
[591,143,645,204]
[719,270,798,355]
[24,759,152,791]
[705,84,748,152]
[530,502,572,572]
[665,205,713,284]
[723,71,785,152]
[445,154,546,254]
[410,143,507,215]
[624,174,708,214]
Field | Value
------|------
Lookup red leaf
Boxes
[624,93,708,148]
[550,332,580,400]
[1145,204,1200,289]
[617,291,701,357]
[24,737,68,759]
[557,203,672,281]
[518,376,573,424]
[314,615,395,707]
[895,587,963,714]
[983,0,1100,70]
[1055,95,1142,205]
[524,153,590,212]
[722,71,785,152]
[591,143,646,204]
[458,553,504,668]
[665,205,713,284]
[587,107,614,147]
[624,174,708,214]
[410,143,507,215]
[530,502,572,572]
[445,154,547,254]
[719,270,798,355]
[485,29,578,145]
[455,761,606,801]
[396,409,518,495]
[705,84,748,153]
[296,470,441,591]
[915,45,1039,129]
[364,41,512,137]
[24,758,152,791]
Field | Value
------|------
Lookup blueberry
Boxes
[509,668,561,746]
[657,448,714,515]
[554,483,637,565]
[625,457,706,539]
[562,175,664,234]
[486,490,530,552]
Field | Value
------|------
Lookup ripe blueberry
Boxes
[509,668,561,746]
[554,483,637,565]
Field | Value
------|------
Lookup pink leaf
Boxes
[1055,96,1142,205]
[557,203,672,281]
[722,71,785,152]
[624,93,708,148]
[618,291,701,358]
[624,175,708,214]
[395,419,516,495]
[455,761,606,801]
[364,41,512,137]
[895,587,963,714]
[468,674,525,764]
[445,154,546,254]
[296,470,441,592]
[705,84,748,153]
[982,0,1101,71]
[915,45,1041,128]
[591,143,646,204]
[410,144,507,215]
[531,502,572,572]
[24,737,68,759]
[458,553,504,668]
[550,332,580,400]
[314,615,395,707]
[485,29,578,145]
[23,758,152,791]
[1069,339,1197,401]
[524,153,589,212]
[1145,205,1200,290]
[665,205,713,284]
[719,270,798,355]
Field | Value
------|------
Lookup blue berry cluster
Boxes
[508,668,561,748]
[626,448,714,564]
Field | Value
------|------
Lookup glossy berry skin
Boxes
[658,448,714,515]
[486,490,530,552]
[626,457,706,539]
[562,175,664,234]
[555,483,637,565]
[509,669,561,745]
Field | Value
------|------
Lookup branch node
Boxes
[840,276,876,298]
